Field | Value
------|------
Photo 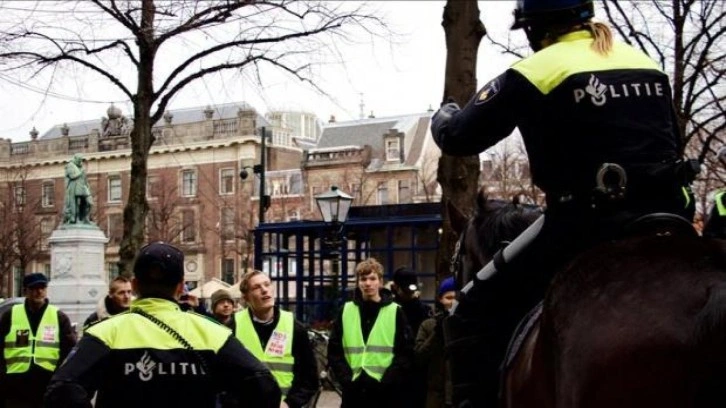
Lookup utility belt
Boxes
[546,159,700,212]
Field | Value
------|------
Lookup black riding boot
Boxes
[444,216,545,408]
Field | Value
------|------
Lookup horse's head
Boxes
[449,190,542,288]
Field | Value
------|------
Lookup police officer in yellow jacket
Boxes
[327,258,413,408]
[231,270,318,408]
[704,190,726,239]
[0,273,76,408]
[431,0,699,406]
[45,242,280,407]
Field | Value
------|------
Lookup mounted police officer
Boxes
[431,0,698,406]
[45,242,281,407]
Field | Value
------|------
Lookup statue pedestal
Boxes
[48,225,109,329]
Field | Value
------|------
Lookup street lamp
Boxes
[240,126,271,224]
[315,186,353,305]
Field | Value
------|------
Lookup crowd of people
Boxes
[0,241,457,408]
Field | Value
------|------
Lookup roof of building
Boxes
[315,112,432,165]
[39,101,270,140]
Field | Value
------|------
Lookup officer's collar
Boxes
[130,297,180,312]
[556,30,593,43]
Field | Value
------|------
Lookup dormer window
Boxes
[386,139,400,161]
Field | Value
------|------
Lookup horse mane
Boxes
[472,192,542,260]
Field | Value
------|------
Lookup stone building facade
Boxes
[0,104,441,297]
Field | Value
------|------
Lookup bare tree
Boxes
[416,148,441,203]
[437,0,486,279]
[146,172,186,244]
[0,168,45,295]
[0,0,386,274]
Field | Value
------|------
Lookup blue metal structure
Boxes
[253,203,442,325]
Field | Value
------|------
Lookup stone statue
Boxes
[63,153,94,224]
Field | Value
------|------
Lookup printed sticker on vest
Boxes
[42,325,56,342]
[16,330,29,347]
[266,330,288,357]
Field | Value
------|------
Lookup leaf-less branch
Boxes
[0,49,134,100]
[154,20,342,99]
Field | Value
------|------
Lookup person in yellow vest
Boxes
[0,273,76,408]
[327,258,414,408]
[231,270,318,408]
[703,190,726,239]
[45,242,281,407]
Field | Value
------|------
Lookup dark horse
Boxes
[450,190,726,407]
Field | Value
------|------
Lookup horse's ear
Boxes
[512,194,520,206]
[447,198,469,235]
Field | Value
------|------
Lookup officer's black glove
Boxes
[431,102,461,149]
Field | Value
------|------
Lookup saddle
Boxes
[623,212,698,238]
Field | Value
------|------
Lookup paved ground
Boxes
[315,390,342,407]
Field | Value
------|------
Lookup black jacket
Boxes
[0,299,76,404]
[434,30,688,205]
[44,298,280,408]
[231,307,319,408]
[395,296,432,337]
[328,288,414,408]
[83,296,128,329]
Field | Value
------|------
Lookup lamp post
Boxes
[314,186,353,302]
[239,126,271,224]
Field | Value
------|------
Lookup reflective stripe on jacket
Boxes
[4,303,60,373]
[235,309,295,397]
[342,301,397,382]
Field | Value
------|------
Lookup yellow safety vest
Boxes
[342,302,397,382]
[3,303,60,373]
[716,191,726,216]
[235,309,295,397]
[87,299,229,353]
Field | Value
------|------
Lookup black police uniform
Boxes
[432,30,696,406]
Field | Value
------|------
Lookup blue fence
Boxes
[253,203,442,326]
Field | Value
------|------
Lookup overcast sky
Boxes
[0,1,523,142]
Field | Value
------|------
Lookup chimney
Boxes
[329,115,336,123]
[368,111,375,119]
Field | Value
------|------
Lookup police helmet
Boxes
[512,0,595,30]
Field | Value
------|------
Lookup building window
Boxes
[220,168,235,195]
[14,185,25,207]
[377,182,389,205]
[398,180,412,204]
[40,218,53,250]
[181,210,196,242]
[311,186,322,211]
[107,262,120,282]
[43,264,51,277]
[182,170,197,197]
[42,181,55,207]
[386,139,400,161]
[108,175,122,203]
[287,210,300,222]
[107,213,123,244]
[222,258,235,284]
[221,207,235,241]
[147,175,159,200]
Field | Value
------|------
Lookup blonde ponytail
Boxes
[586,21,614,55]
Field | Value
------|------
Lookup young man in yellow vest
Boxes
[232,270,318,408]
[45,242,281,407]
[327,258,414,408]
[0,273,76,408]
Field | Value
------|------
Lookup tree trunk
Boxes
[118,0,156,276]
[435,1,486,282]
